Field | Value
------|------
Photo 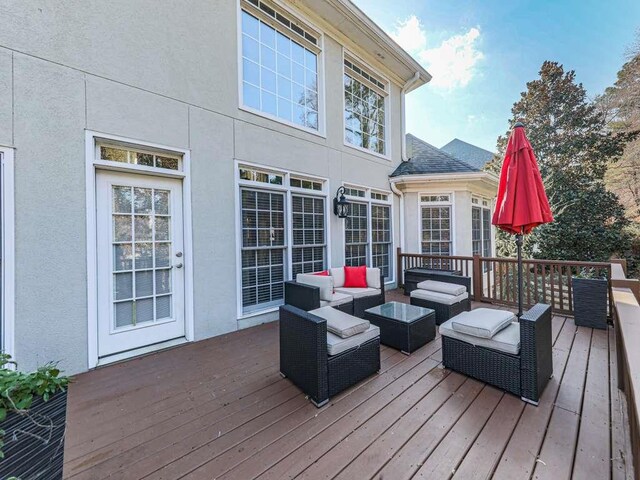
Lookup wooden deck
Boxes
[63,292,635,479]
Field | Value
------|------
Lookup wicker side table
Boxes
[364,302,435,354]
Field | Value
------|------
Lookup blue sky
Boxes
[353,0,640,152]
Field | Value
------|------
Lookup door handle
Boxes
[174,263,183,269]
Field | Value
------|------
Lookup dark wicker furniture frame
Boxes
[364,303,435,354]
[279,304,381,407]
[407,271,472,325]
[284,272,385,318]
[403,268,463,295]
[441,303,553,404]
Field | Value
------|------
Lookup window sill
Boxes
[239,105,327,139]
[237,305,280,321]
[343,141,392,162]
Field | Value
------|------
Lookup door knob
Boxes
[175,263,183,269]
[176,252,183,257]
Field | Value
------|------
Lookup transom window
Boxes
[344,56,388,155]
[343,186,366,198]
[239,167,283,185]
[290,177,322,191]
[241,2,320,131]
[421,193,452,256]
[99,145,181,171]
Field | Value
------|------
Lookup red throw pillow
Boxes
[313,270,329,276]
[344,266,367,288]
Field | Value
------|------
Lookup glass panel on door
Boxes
[111,185,173,329]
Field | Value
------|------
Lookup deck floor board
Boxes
[63,294,633,480]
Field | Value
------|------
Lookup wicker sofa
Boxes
[440,303,553,404]
[284,267,385,318]
[279,304,380,407]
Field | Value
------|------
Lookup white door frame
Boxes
[0,146,15,361]
[85,131,194,368]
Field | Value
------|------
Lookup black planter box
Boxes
[0,390,67,480]
[572,277,608,329]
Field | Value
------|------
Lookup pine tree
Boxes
[487,61,630,261]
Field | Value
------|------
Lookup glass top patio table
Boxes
[365,301,434,323]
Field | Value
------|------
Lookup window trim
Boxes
[342,50,391,161]
[418,191,456,256]
[237,0,327,138]
[341,183,395,283]
[0,147,15,363]
[235,161,330,318]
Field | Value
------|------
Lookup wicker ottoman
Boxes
[364,301,435,354]
[410,288,470,325]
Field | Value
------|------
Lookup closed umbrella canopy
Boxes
[492,123,553,234]
[492,122,553,317]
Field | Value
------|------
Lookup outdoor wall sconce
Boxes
[333,186,350,218]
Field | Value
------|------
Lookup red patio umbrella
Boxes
[492,122,553,316]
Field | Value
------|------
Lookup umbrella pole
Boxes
[516,233,523,318]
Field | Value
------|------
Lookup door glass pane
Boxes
[111,185,174,329]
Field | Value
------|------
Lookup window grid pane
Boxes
[344,73,386,155]
[371,204,391,279]
[345,202,368,266]
[291,194,326,276]
[242,10,319,130]
[482,208,492,272]
[241,188,286,310]
[472,206,482,255]
[421,206,451,256]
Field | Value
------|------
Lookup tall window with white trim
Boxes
[238,166,327,313]
[421,194,452,255]
[240,0,320,130]
[343,56,387,155]
[240,189,286,312]
[371,204,391,278]
[291,194,326,276]
[345,202,368,267]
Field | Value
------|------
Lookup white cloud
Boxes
[391,15,484,90]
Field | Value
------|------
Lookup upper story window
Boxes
[240,0,321,131]
[344,55,388,156]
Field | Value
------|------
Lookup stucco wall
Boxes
[0,2,405,374]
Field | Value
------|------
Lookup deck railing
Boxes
[396,249,613,317]
[611,262,640,477]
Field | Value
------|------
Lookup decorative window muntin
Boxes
[344,56,387,155]
[241,1,320,130]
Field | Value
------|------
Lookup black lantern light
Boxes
[333,186,350,218]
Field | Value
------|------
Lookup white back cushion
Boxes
[366,268,381,289]
[296,273,334,301]
[330,267,345,288]
[451,308,515,338]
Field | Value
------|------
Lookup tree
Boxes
[487,61,631,262]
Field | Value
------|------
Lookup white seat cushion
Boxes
[366,268,381,289]
[334,287,380,299]
[440,319,520,355]
[311,306,369,338]
[451,308,516,339]
[319,292,353,308]
[330,267,346,288]
[410,289,468,306]
[296,273,334,301]
[417,280,466,296]
[326,324,380,356]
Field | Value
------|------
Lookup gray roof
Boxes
[440,138,494,170]
[391,134,479,177]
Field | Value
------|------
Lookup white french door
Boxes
[96,171,185,357]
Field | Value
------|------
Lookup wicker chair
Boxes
[441,303,553,405]
[279,304,380,407]
[409,273,471,325]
